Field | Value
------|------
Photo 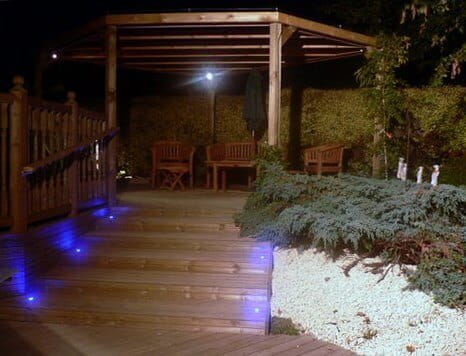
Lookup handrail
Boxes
[77,107,105,121]
[22,127,119,175]
[0,93,13,104]
[29,97,72,113]
[2,75,118,233]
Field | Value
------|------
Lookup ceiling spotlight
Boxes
[205,72,213,81]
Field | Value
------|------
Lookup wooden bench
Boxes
[206,141,257,192]
[151,141,195,190]
[303,143,344,176]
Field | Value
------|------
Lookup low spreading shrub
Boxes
[236,149,466,308]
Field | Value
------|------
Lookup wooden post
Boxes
[105,25,117,207]
[208,89,216,144]
[9,76,28,233]
[268,23,282,146]
[66,91,79,216]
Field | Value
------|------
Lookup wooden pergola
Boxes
[51,11,375,147]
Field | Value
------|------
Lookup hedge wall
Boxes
[124,87,465,185]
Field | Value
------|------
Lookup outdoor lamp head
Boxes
[205,72,213,81]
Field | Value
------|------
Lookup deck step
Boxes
[110,206,241,218]
[81,230,264,252]
[61,247,270,274]
[84,230,242,240]
[95,216,239,233]
[0,294,268,334]
[1,198,272,335]
[38,267,269,301]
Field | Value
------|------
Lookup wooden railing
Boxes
[0,76,118,232]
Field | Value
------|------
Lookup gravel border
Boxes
[272,248,465,355]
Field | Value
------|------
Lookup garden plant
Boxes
[236,147,466,308]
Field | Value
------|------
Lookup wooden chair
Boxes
[206,141,257,192]
[151,141,195,190]
[303,143,344,176]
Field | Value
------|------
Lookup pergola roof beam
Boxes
[124,66,257,72]
[278,12,376,46]
[119,34,270,40]
[117,24,270,29]
[123,60,278,65]
[50,11,375,75]
[120,44,270,50]
[104,12,280,25]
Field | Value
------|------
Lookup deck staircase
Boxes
[0,205,272,335]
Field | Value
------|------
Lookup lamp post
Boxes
[204,72,216,144]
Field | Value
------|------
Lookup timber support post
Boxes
[9,75,28,233]
[105,25,117,207]
[268,23,282,146]
[66,91,79,216]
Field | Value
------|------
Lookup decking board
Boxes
[0,191,354,354]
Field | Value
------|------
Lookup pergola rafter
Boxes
[50,11,375,146]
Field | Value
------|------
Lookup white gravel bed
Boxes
[272,248,466,356]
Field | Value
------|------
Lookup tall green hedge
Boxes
[124,87,465,184]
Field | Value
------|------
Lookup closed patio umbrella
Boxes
[243,70,266,139]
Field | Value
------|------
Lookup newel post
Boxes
[9,75,28,233]
[66,91,79,216]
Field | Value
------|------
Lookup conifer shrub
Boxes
[236,149,466,307]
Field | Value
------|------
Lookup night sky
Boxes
[0,0,367,107]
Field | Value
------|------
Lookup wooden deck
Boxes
[0,190,354,355]
[1,321,354,355]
